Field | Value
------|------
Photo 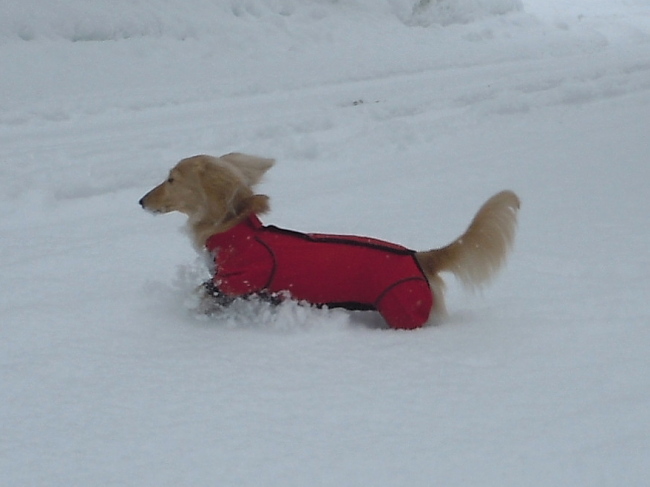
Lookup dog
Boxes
[139,153,520,329]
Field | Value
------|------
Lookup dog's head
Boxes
[139,153,274,226]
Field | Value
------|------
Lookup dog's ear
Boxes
[198,158,268,219]
[219,153,274,187]
[198,159,246,205]
[235,194,270,216]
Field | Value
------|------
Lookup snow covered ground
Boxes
[2,0,650,485]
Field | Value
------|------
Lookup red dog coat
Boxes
[205,215,433,329]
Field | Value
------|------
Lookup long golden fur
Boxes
[140,153,520,320]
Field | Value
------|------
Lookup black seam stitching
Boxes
[262,225,416,256]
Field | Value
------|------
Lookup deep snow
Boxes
[2,1,650,486]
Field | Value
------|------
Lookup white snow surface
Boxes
[2,0,650,485]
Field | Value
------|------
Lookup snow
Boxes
[2,0,650,485]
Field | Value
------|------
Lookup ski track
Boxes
[2,1,650,486]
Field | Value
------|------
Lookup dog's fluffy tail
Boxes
[415,190,520,291]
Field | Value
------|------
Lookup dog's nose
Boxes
[138,197,145,208]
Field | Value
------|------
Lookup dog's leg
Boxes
[196,280,237,314]
[198,281,284,315]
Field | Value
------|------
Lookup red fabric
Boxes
[205,215,433,329]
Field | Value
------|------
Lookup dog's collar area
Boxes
[205,214,263,252]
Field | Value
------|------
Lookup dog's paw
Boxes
[192,281,235,315]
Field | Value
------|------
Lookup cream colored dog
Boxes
[140,153,520,326]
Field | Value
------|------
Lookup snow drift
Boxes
[2,0,523,42]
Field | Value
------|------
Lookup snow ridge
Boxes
[1,0,523,42]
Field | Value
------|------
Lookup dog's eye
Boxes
[167,177,174,184]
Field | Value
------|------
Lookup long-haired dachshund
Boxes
[139,153,520,329]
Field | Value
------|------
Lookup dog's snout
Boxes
[139,192,153,209]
